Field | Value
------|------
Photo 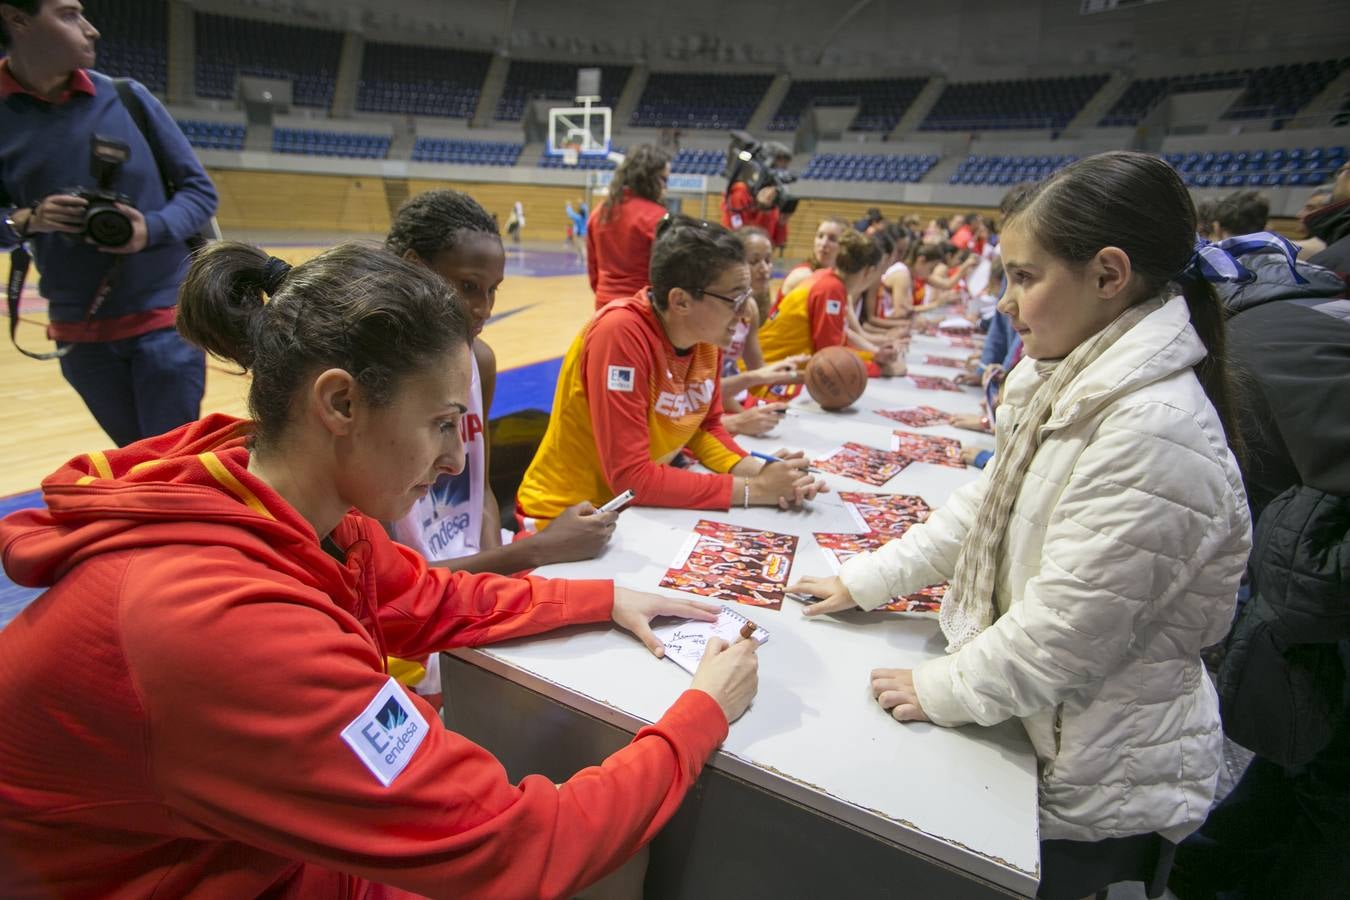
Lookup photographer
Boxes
[721,135,793,249]
[1,0,218,446]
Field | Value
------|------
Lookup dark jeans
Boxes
[1170,703,1350,899]
[1038,833,1174,899]
[58,327,205,447]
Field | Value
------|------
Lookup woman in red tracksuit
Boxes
[0,242,760,899]
[587,144,671,309]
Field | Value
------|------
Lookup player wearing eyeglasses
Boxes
[516,217,827,529]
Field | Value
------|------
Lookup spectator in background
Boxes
[854,207,883,233]
[0,0,218,446]
[505,200,525,244]
[718,226,803,437]
[1169,233,1350,900]
[1195,199,1219,241]
[1292,187,1332,259]
[776,216,846,301]
[721,141,792,249]
[1211,190,1270,239]
[586,144,670,309]
[1304,160,1350,277]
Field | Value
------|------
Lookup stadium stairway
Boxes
[1062,71,1132,137]
[890,76,945,139]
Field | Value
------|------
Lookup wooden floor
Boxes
[0,238,597,497]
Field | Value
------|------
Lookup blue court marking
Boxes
[490,356,563,418]
[503,247,587,278]
[483,306,531,328]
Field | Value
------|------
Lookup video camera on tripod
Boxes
[725,131,799,216]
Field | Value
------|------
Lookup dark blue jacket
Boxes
[0,71,216,323]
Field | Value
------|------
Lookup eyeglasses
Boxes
[696,286,755,315]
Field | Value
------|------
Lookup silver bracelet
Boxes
[742,479,751,509]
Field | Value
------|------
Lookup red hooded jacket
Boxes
[0,415,727,898]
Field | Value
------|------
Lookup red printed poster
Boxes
[908,374,965,393]
[924,354,968,369]
[875,406,952,428]
[891,431,967,469]
[660,519,798,610]
[812,442,909,486]
[947,335,982,349]
[812,531,946,617]
[838,491,932,538]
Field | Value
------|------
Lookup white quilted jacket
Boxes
[840,297,1252,843]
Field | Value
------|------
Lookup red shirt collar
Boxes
[0,59,96,103]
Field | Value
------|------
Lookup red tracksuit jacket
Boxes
[0,414,727,898]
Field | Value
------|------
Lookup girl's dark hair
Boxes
[872,230,896,258]
[835,229,882,274]
[649,216,745,312]
[385,189,499,262]
[912,243,946,265]
[602,144,670,222]
[178,242,471,449]
[1003,150,1242,456]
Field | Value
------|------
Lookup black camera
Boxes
[725,130,799,216]
[72,135,136,247]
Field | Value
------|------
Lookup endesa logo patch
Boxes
[825,299,842,315]
[607,365,635,392]
[341,677,429,787]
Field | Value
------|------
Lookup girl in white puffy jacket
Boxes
[790,152,1254,900]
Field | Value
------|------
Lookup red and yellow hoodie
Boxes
[516,290,747,523]
[0,414,728,899]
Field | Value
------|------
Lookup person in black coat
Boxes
[1170,236,1350,900]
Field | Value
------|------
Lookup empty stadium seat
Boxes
[800,153,940,184]
[768,78,928,133]
[630,73,772,129]
[493,61,629,122]
[272,128,391,160]
[357,43,491,118]
[921,75,1109,132]
[175,120,246,151]
[196,12,341,108]
[411,138,524,166]
[90,0,168,94]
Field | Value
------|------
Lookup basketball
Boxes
[804,346,868,411]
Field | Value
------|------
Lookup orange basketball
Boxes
[804,346,868,411]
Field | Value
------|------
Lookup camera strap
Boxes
[6,242,123,361]
[6,245,65,360]
[113,79,212,252]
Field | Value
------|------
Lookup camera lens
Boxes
[85,205,134,247]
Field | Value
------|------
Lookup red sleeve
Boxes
[357,521,614,659]
[808,281,847,350]
[583,314,734,510]
[126,552,729,900]
[722,182,752,227]
[771,211,788,248]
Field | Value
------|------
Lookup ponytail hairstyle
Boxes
[1001,150,1243,457]
[834,229,883,275]
[177,242,471,451]
[385,189,499,262]
[602,144,671,223]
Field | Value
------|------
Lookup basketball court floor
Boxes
[0,238,608,626]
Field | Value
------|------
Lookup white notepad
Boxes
[650,605,770,674]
